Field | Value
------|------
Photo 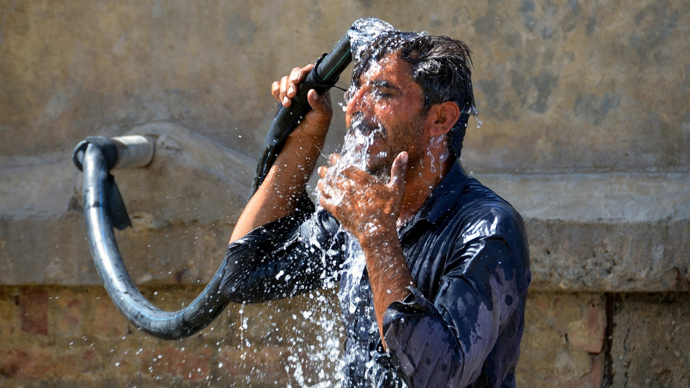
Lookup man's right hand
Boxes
[229,65,333,243]
[271,65,333,140]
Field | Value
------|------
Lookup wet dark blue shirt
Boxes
[221,161,531,387]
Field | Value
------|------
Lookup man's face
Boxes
[343,52,428,180]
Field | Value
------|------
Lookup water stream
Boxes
[277,18,421,388]
[228,18,428,387]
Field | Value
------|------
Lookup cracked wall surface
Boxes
[611,294,690,388]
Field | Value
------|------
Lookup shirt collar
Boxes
[399,160,468,235]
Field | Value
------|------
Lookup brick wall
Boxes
[3,287,688,387]
[0,286,344,387]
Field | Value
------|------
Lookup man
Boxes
[221,31,530,388]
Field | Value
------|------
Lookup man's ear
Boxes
[427,101,461,136]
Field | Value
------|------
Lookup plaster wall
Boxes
[1,1,688,386]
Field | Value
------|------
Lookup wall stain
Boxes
[225,14,257,46]
[629,1,680,70]
[574,92,621,126]
[152,0,162,19]
[519,0,536,32]
[531,70,558,114]
[510,66,559,113]
[308,0,324,30]
[0,0,20,47]
[561,0,579,34]
[355,0,373,10]
[677,65,690,97]
[473,9,500,37]
[585,16,597,36]
[538,1,559,40]
[477,79,500,117]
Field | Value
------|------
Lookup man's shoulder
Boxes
[449,176,527,243]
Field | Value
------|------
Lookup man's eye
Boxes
[373,90,391,98]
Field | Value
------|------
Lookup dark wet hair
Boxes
[351,32,477,158]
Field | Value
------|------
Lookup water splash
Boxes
[308,18,432,386]
[475,116,483,129]
[426,134,446,174]
[347,18,396,63]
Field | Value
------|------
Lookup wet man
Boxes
[221,31,530,388]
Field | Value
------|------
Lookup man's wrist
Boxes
[276,134,325,179]
[357,217,397,251]
[283,133,325,156]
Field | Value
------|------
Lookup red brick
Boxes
[92,296,130,338]
[218,346,291,385]
[566,299,606,354]
[58,347,103,376]
[147,346,212,380]
[518,293,607,387]
[568,354,604,388]
[105,347,146,376]
[19,288,49,335]
[52,289,85,337]
[0,290,18,336]
[0,347,54,378]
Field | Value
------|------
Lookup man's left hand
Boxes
[317,152,408,242]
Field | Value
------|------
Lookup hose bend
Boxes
[82,144,229,339]
[76,18,384,339]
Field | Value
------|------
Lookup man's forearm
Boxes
[229,134,324,243]
[360,225,415,349]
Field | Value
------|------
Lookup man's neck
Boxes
[397,154,453,229]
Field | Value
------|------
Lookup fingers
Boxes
[340,166,378,184]
[280,75,291,106]
[388,152,408,190]
[290,65,313,85]
[317,153,342,181]
[317,177,326,196]
[319,195,336,217]
[271,81,280,101]
[318,165,328,179]
[271,64,315,107]
[317,177,338,216]
[271,75,292,106]
[307,89,332,117]
[328,153,341,166]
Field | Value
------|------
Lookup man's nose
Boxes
[346,87,374,121]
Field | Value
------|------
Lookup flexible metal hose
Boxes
[81,142,229,339]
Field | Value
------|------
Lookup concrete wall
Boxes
[1,0,688,386]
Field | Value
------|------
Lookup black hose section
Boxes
[316,32,354,83]
[74,137,132,230]
[82,144,230,339]
[251,33,352,194]
[73,136,118,172]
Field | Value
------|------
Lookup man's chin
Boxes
[364,159,392,183]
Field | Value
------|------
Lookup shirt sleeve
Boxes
[380,209,531,388]
[220,195,344,304]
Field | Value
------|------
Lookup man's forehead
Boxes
[356,52,413,86]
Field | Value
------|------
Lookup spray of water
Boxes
[282,18,428,388]
[315,125,386,388]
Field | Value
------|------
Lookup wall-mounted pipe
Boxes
[77,137,229,339]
